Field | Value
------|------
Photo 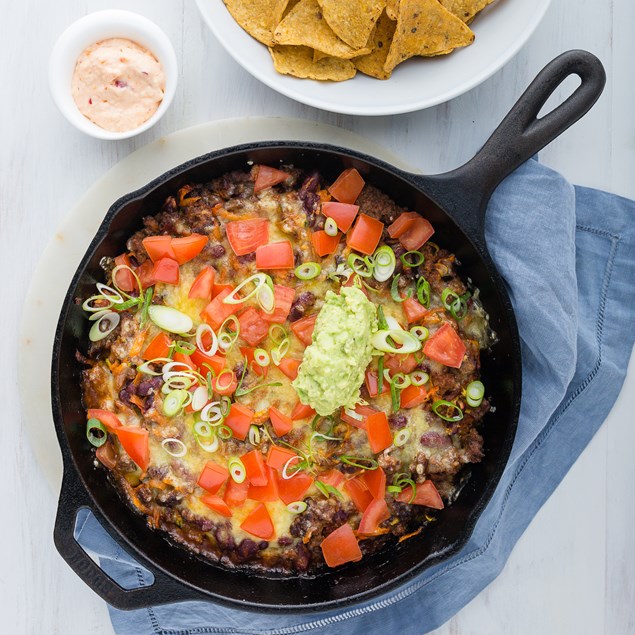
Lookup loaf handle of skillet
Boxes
[416,50,606,248]
[54,465,204,610]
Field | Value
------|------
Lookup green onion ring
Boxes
[372,245,396,282]
[347,253,374,278]
[86,418,107,448]
[315,480,343,499]
[387,485,402,494]
[466,380,485,401]
[401,250,425,267]
[466,395,483,408]
[324,217,338,237]
[218,424,233,440]
[294,262,322,280]
[286,501,308,514]
[410,325,429,341]
[385,371,411,390]
[268,324,288,346]
[228,457,246,483]
[371,329,422,354]
[89,311,120,342]
[248,424,261,446]
[161,438,187,458]
[390,381,401,413]
[410,370,429,386]
[416,277,431,308]
[194,420,213,437]
[390,274,412,303]
[110,264,142,300]
[254,348,270,367]
[219,396,231,417]
[148,305,194,334]
[173,340,196,355]
[195,432,219,453]
[339,456,378,470]
[281,455,302,480]
[393,429,411,447]
[432,399,464,422]
[218,315,240,352]
[222,273,269,305]
[162,389,189,417]
[441,288,469,321]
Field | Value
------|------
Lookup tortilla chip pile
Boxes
[223,0,495,81]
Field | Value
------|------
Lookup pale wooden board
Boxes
[2,0,634,633]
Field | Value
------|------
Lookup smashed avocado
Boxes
[292,286,377,416]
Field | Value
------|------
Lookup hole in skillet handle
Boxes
[54,465,207,610]
[410,50,606,253]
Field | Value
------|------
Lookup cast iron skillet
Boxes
[52,50,605,612]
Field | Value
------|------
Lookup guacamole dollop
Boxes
[292,286,377,416]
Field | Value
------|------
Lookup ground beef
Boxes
[288,291,315,321]
[356,184,406,225]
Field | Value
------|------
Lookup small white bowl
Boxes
[49,10,178,140]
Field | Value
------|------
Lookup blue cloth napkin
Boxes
[74,157,635,635]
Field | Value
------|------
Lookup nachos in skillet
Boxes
[79,164,493,572]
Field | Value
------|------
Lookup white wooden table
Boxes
[3,1,634,633]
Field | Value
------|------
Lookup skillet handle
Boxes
[416,50,606,248]
[54,466,204,610]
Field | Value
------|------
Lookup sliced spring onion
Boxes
[372,245,396,282]
[88,308,112,322]
[248,424,261,446]
[347,253,374,278]
[190,386,209,412]
[286,501,308,514]
[257,281,275,314]
[161,438,187,458]
[228,457,246,483]
[196,323,218,356]
[387,485,402,494]
[111,297,142,312]
[441,288,469,321]
[410,370,429,386]
[390,274,412,302]
[148,305,193,334]
[110,265,142,299]
[96,283,125,304]
[466,380,485,402]
[253,348,270,367]
[371,329,422,354]
[311,431,342,443]
[222,273,269,305]
[194,420,213,437]
[401,250,424,267]
[339,456,378,470]
[137,357,172,375]
[386,371,411,390]
[138,288,153,326]
[219,396,232,417]
[268,324,288,346]
[89,311,120,342]
[416,277,431,308]
[235,380,282,397]
[162,389,189,417]
[82,295,115,313]
[86,418,107,447]
[173,340,196,355]
[195,433,219,453]
[432,399,464,422]
[218,424,233,440]
[315,480,343,500]
[393,429,411,447]
[343,407,363,421]
[466,396,483,408]
[390,380,401,413]
[201,401,223,424]
[294,262,322,280]
[281,455,302,480]
[218,315,240,352]
[410,325,429,341]
[324,217,338,237]
[377,305,389,330]
[271,339,290,365]
[393,473,417,502]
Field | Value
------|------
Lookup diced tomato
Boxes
[114,254,137,292]
[240,347,268,378]
[311,230,340,257]
[277,357,301,380]
[291,401,315,421]
[225,218,269,256]
[223,478,250,508]
[402,297,428,324]
[340,404,378,430]
[290,314,316,346]
[346,214,384,255]
[364,370,389,398]
[255,241,294,270]
[253,165,290,193]
[211,371,238,396]
[171,234,208,264]
[262,285,295,324]
[142,235,176,262]
[212,282,233,298]
[384,353,418,375]
[113,426,149,472]
[242,449,268,486]
[344,478,373,513]
[136,260,156,289]
[188,266,216,299]
[173,351,196,370]
[269,406,294,436]
[387,211,435,250]
[142,332,171,361]
[266,445,297,471]
[277,472,314,505]
[87,409,122,432]
[362,466,386,500]
[200,493,232,518]
[224,403,254,440]
[322,201,359,233]
[238,307,269,347]
[240,503,275,540]
[328,168,365,204]
[358,498,390,535]
[366,411,392,453]
[151,257,180,285]
[320,523,362,568]
[400,384,428,409]
[247,465,278,502]
[201,287,242,330]
[190,350,226,375]
[397,480,444,509]
[319,469,344,488]
[197,461,230,494]
[423,322,466,369]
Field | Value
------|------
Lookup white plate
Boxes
[195,0,552,115]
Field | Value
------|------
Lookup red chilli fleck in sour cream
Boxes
[71,38,166,133]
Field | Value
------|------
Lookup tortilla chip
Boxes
[223,0,290,46]
[354,12,396,80]
[384,0,474,73]
[316,0,385,49]
[273,0,372,59]
[385,0,399,20]
[439,0,495,24]
[270,45,357,80]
